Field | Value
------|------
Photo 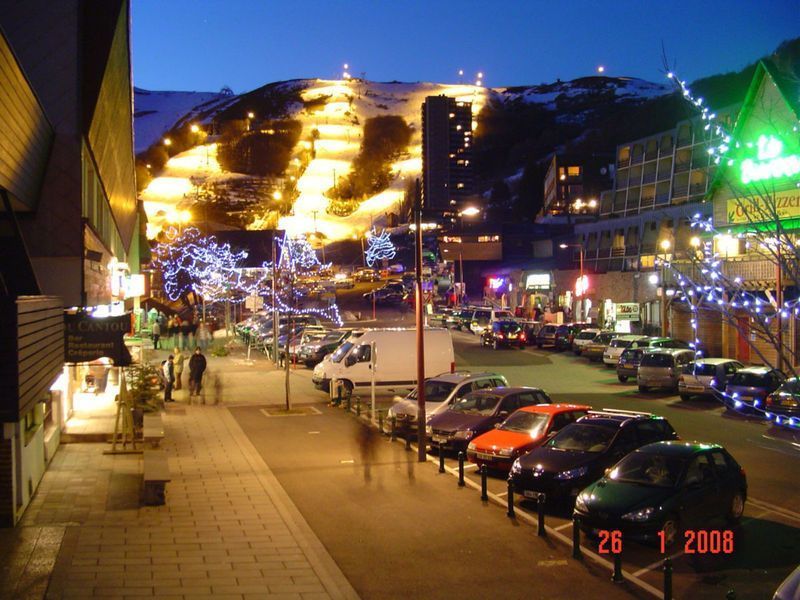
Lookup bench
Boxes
[143,413,165,447]
[142,448,171,506]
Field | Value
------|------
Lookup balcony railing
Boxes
[611,247,625,258]
[644,150,659,161]
[630,154,644,165]
[674,161,691,173]
[689,183,707,195]
[672,185,689,197]
[642,172,656,184]
[617,158,630,168]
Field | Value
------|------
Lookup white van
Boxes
[312,328,455,394]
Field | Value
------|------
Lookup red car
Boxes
[466,404,591,471]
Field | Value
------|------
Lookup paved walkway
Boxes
[3,342,358,600]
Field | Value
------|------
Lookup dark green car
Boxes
[573,441,747,547]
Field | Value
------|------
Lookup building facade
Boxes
[0,0,139,526]
[421,95,474,215]
[540,154,612,219]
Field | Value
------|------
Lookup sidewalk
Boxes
[2,343,358,599]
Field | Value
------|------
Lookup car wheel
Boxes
[638,385,649,393]
[660,515,680,549]
[617,375,628,383]
[679,394,691,401]
[726,491,745,523]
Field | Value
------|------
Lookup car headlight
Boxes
[555,465,589,480]
[622,507,656,522]
[497,447,515,457]
[574,493,589,513]
[510,459,522,475]
[467,442,477,452]
[453,429,473,440]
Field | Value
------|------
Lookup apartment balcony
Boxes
[617,158,630,168]
[611,247,625,258]
[672,185,689,197]
[655,192,671,205]
[630,154,644,165]
[625,245,640,257]
[674,258,784,289]
[644,150,659,161]
[689,183,707,195]
[674,161,691,173]
[642,172,657,184]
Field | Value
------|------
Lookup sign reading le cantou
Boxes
[616,303,640,321]
[64,312,132,365]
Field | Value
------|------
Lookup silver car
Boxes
[385,371,508,433]
[678,358,743,400]
[637,349,696,393]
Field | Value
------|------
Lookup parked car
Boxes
[427,387,552,452]
[554,323,593,352]
[428,307,455,328]
[766,377,800,417]
[640,337,692,350]
[603,335,649,367]
[677,358,744,400]
[509,409,678,503]
[572,328,601,355]
[637,349,696,392]
[298,329,361,367]
[616,347,645,382]
[333,273,355,289]
[480,320,527,349]
[582,332,618,362]
[386,371,508,433]
[468,308,515,335]
[773,564,800,600]
[312,328,455,394]
[466,404,591,471]
[535,324,559,348]
[574,441,747,547]
[724,366,786,411]
[363,283,406,304]
[354,268,380,282]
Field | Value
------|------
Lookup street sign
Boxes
[615,303,640,321]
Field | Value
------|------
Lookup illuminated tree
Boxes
[364,228,396,267]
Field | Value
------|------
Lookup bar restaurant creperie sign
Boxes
[727,189,800,224]
[64,312,132,365]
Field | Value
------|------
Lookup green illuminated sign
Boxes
[740,134,800,185]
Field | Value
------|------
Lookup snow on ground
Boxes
[133,88,232,153]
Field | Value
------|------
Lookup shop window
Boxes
[567,166,581,177]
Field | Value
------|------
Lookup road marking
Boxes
[632,550,685,577]
[537,559,568,567]
[495,491,508,497]
[553,522,573,532]
[339,459,354,464]
[308,431,321,434]
[748,496,800,523]
[463,463,478,471]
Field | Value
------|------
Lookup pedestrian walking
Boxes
[151,320,161,349]
[162,355,175,402]
[188,347,207,400]
[173,348,185,390]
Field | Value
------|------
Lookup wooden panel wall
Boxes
[0,29,53,210]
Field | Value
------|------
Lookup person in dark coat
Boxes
[188,348,207,398]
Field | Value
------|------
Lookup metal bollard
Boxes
[537,493,547,537]
[405,432,411,451]
[390,416,397,441]
[480,465,488,501]
[572,517,582,559]
[356,397,361,416]
[612,554,624,583]
[663,558,673,600]
[438,447,445,473]
[506,481,515,518]
[458,452,466,486]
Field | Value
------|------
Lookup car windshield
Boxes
[330,342,353,363]
[729,372,767,387]
[321,332,345,344]
[450,393,502,416]
[641,353,674,367]
[495,322,522,333]
[406,381,458,402]
[609,452,686,488]
[594,333,614,344]
[683,363,716,376]
[500,412,550,437]
[609,339,633,349]
[778,378,800,393]
[546,424,615,452]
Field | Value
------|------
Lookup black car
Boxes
[427,387,552,452]
[363,283,406,304]
[574,441,747,547]
[766,377,800,418]
[509,410,678,504]
[298,329,358,366]
[480,320,527,349]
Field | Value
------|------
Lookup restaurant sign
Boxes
[615,303,641,321]
[726,188,800,225]
[64,312,132,365]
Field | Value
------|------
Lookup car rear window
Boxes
[729,372,768,387]
[547,423,616,453]
[683,363,716,376]
[621,349,643,361]
[495,322,522,333]
[640,353,674,367]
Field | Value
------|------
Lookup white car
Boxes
[602,335,649,366]
[467,308,515,335]
[572,328,601,355]
[386,371,508,432]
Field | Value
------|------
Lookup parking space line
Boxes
[495,491,508,497]
[632,550,685,578]
[553,522,572,532]
[748,496,800,523]
[463,463,478,471]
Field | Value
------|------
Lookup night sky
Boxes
[132,0,799,93]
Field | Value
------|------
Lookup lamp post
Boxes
[659,239,671,336]
[559,243,585,321]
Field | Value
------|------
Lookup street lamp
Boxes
[559,243,585,321]
[659,239,671,336]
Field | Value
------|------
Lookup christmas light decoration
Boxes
[364,228,396,267]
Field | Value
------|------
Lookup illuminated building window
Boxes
[456,183,464,189]
[567,166,581,176]
[478,235,500,242]
[443,236,462,243]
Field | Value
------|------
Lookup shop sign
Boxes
[64,312,132,365]
[727,188,800,224]
[615,303,641,321]
[740,135,800,186]
[574,275,589,297]
[526,273,551,290]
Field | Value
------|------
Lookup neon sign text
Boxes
[740,135,800,185]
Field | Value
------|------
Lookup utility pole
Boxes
[272,235,279,366]
[414,179,427,462]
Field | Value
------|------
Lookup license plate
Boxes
[432,435,447,444]
[523,490,539,499]
[476,452,495,460]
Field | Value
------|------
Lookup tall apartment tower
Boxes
[421,95,474,214]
